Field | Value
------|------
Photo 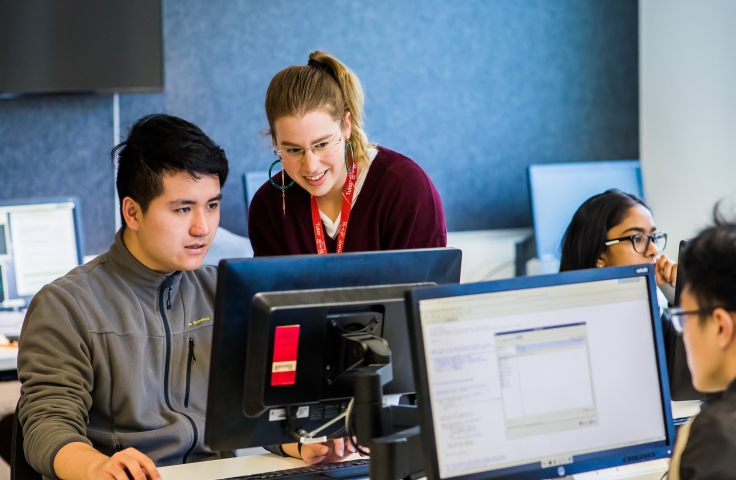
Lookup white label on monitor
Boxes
[419,277,666,479]
[268,406,310,422]
[9,206,78,296]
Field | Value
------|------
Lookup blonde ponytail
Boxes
[265,51,376,168]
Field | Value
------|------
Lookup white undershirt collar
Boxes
[320,147,378,239]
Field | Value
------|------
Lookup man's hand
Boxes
[655,254,678,287]
[54,442,161,480]
[282,438,356,464]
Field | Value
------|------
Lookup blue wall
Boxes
[0,0,638,254]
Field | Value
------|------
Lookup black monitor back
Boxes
[670,239,701,401]
[205,248,462,452]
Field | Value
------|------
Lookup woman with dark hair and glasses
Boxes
[560,189,677,303]
[560,189,679,376]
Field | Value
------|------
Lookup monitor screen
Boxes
[0,0,163,95]
[408,267,674,480]
[0,198,84,308]
[528,161,643,261]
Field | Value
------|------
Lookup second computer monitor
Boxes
[407,265,675,480]
[205,248,462,452]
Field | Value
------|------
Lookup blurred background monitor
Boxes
[0,0,163,95]
[0,197,84,309]
[528,160,644,263]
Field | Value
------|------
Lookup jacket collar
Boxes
[724,376,736,400]
[107,228,181,293]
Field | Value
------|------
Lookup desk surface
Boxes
[157,454,669,480]
[159,453,362,480]
[159,400,698,480]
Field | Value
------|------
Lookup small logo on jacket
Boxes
[188,317,211,327]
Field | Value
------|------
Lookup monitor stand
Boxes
[350,365,424,480]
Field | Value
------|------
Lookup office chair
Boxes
[11,402,41,480]
[243,171,269,214]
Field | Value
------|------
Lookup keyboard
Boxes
[223,458,370,480]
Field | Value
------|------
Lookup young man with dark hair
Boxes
[667,213,736,479]
[18,114,229,480]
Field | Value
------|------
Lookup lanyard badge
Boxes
[310,162,358,254]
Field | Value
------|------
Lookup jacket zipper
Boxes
[114,436,123,452]
[159,275,199,464]
[184,337,196,408]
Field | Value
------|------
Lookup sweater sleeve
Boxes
[18,284,95,479]
[248,183,287,257]
[248,183,293,257]
[381,163,447,250]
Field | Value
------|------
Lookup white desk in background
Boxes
[0,347,16,373]
[446,229,532,283]
[159,401,700,480]
[0,310,23,372]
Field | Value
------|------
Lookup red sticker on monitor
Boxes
[271,325,300,386]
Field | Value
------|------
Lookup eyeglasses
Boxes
[274,133,343,162]
[665,306,735,334]
[604,232,667,254]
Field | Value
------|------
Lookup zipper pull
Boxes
[189,337,196,362]
[167,286,172,310]
[114,436,123,452]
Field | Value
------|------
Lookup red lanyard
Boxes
[310,163,358,254]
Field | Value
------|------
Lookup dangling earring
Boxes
[344,141,356,174]
[269,158,294,217]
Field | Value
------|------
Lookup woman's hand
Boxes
[655,254,678,287]
[283,438,356,464]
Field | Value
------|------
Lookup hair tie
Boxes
[307,58,327,70]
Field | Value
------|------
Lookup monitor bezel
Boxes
[406,264,676,480]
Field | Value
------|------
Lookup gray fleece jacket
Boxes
[18,230,222,479]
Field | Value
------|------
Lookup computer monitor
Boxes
[205,248,462,452]
[407,265,675,480]
[528,161,644,261]
[669,240,702,401]
[0,197,84,308]
[237,282,432,445]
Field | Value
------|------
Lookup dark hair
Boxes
[680,207,736,316]
[112,114,229,221]
[559,189,649,271]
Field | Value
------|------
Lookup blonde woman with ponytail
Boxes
[249,51,447,257]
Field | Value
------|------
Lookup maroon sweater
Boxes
[248,147,447,256]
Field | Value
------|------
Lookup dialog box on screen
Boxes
[495,322,598,439]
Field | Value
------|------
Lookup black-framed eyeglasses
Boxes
[604,232,667,254]
[665,306,736,334]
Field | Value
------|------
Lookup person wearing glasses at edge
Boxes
[558,189,678,363]
[664,212,736,479]
[248,51,447,463]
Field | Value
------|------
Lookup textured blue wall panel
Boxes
[163,0,638,236]
[0,95,114,254]
[0,0,638,251]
